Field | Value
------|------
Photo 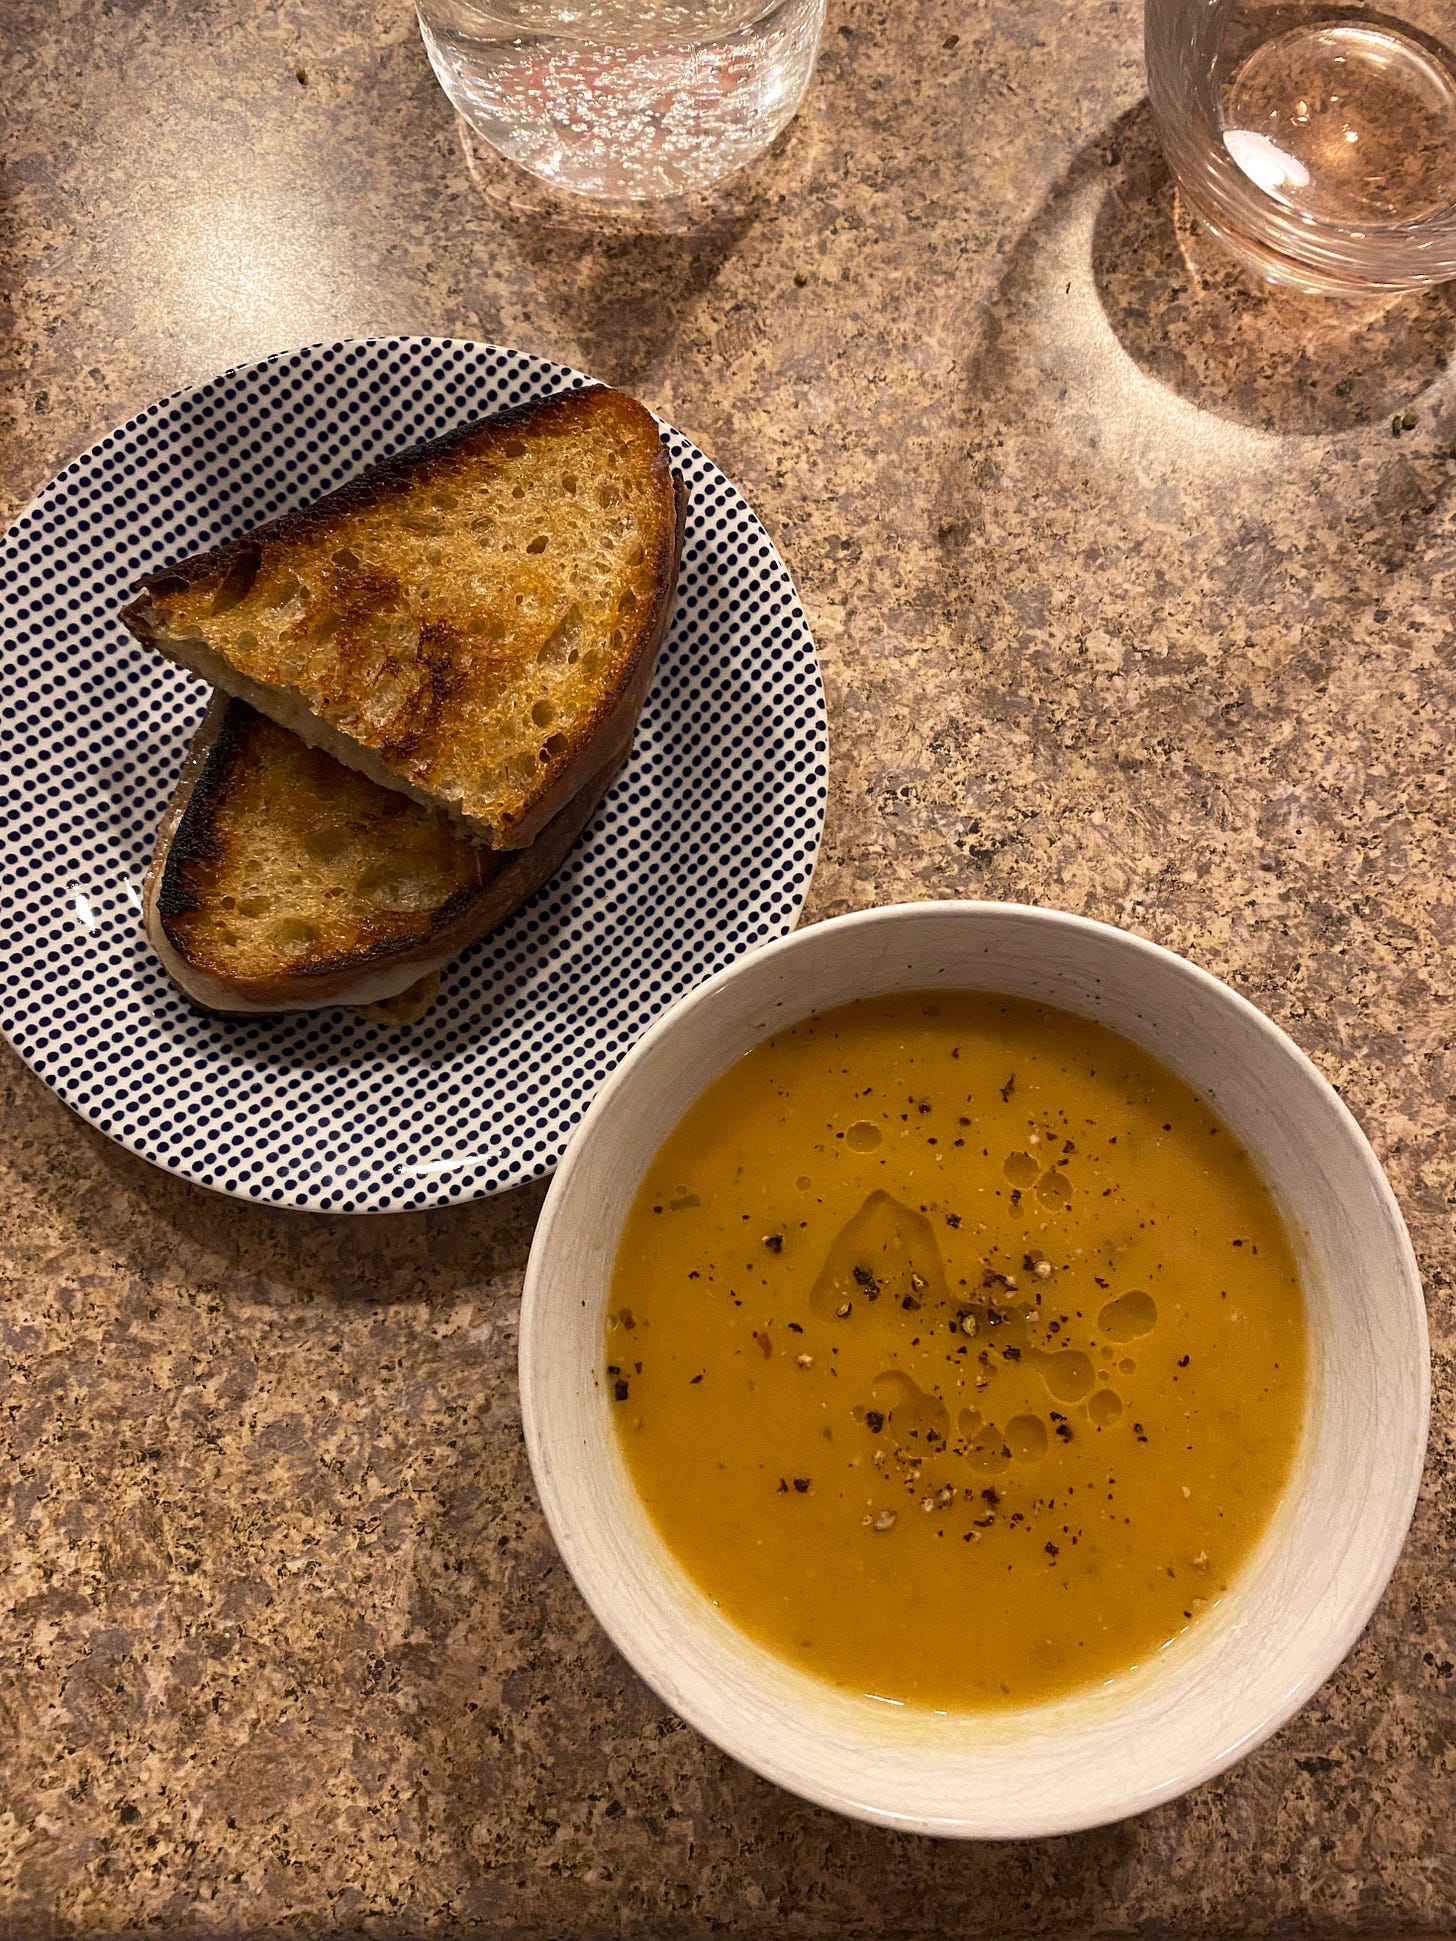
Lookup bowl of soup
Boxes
[520,901,1428,1836]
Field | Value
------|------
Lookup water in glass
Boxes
[418,0,825,200]
[1222,13,1456,227]
[1146,0,1456,291]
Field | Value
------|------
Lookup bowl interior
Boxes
[521,903,1428,1836]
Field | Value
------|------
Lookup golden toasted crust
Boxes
[145,696,619,1016]
[122,387,683,848]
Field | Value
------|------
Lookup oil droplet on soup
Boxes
[606,992,1306,1712]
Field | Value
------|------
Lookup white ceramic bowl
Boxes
[520,902,1429,1837]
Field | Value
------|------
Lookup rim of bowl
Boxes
[521,900,1430,1836]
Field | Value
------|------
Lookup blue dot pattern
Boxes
[0,338,827,1212]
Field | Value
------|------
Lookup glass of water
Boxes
[417,0,826,201]
[1146,0,1456,292]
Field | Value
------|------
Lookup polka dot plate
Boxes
[0,339,826,1212]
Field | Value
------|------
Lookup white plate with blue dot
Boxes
[0,338,826,1212]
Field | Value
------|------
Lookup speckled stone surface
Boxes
[2,0,1454,1932]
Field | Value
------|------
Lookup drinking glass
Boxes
[1146,0,1456,292]
[417,0,826,201]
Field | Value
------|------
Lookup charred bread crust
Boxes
[500,466,688,850]
[144,699,626,1015]
[121,389,685,849]
[123,390,643,618]
[143,693,238,935]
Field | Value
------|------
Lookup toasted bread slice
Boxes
[122,386,685,848]
[146,695,619,1017]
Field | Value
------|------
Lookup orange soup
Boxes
[606,991,1307,1712]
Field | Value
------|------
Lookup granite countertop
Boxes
[2,0,1454,1932]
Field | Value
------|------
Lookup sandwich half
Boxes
[122,386,685,849]
[146,695,619,1018]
